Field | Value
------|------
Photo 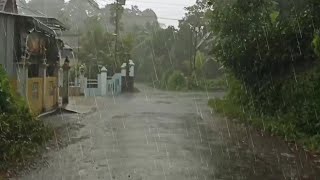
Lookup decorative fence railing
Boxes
[80,67,122,97]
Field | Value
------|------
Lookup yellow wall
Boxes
[44,77,58,111]
[27,77,58,115]
[27,78,43,115]
[9,78,17,93]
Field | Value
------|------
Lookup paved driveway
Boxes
[18,84,320,180]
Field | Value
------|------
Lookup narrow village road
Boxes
[18,84,320,180]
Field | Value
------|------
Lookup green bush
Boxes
[209,72,320,151]
[159,70,227,91]
[312,33,320,58]
[159,69,174,89]
[0,68,15,113]
[207,0,320,152]
[167,71,187,91]
[0,67,52,170]
[187,77,227,91]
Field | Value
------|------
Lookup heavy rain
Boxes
[0,0,320,180]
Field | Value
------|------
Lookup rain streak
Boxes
[0,0,320,180]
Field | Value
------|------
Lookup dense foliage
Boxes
[167,71,187,91]
[208,0,320,149]
[132,0,223,89]
[21,0,223,89]
[209,0,320,109]
[76,16,135,77]
[0,67,51,170]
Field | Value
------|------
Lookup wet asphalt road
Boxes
[18,84,320,180]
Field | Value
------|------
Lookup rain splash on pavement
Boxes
[15,84,320,180]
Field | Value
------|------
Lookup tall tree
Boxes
[63,0,99,31]
[78,16,114,76]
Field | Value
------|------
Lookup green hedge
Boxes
[209,71,320,151]
[157,70,226,91]
[167,71,187,91]
[0,67,52,170]
[187,76,227,91]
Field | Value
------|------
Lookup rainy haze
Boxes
[1,0,320,179]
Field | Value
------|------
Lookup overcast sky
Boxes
[26,0,197,27]
[97,0,197,27]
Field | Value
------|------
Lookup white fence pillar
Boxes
[101,66,107,96]
[129,60,135,77]
[79,72,85,95]
[121,63,126,76]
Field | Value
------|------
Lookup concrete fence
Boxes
[81,66,122,97]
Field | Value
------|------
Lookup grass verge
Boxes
[208,98,320,152]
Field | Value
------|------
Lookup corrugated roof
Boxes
[0,0,7,11]
[0,11,67,31]
[0,11,67,36]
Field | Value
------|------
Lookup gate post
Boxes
[129,60,135,92]
[101,66,107,96]
[39,59,48,112]
[62,57,70,105]
[121,63,126,92]
[79,65,85,96]
[16,59,29,98]
[54,59,60,107]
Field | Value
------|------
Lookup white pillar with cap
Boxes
[100,66,107,96]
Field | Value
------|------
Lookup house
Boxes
[0,0,68,114]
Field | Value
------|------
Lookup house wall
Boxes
[27,78,43,115]
[9,78,17,92]
[27,77,58,115]
[44,77,58,111]
[0,14,15,77]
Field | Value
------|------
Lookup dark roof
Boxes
[0,0,7,11]
[0,11,67,35]
[33,16,67,31]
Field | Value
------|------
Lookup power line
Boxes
[20,1,182,22]
[127,0,189,7]
[20,0,183,25]
[122,15,180,21]
[99,0,190,7]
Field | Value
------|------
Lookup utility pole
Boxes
[189,24,204,72]
[114,0,119,74]
[193,29,198,71]
[189,25,196,74]
[126,53,130,91]
[113,0,130,91]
